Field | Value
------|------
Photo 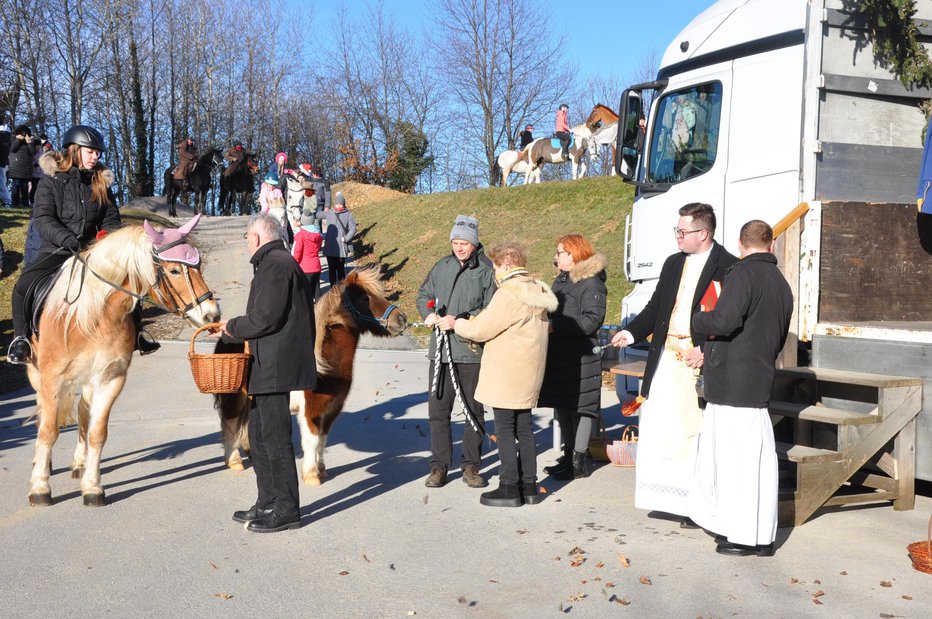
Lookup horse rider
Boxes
[555,104,572,160]
[224,140,246,177]
[270,152,288,180]
[173,136,198,187]
[7,125,160,365]
[518,124,534,157]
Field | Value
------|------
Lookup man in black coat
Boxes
[687,220,793,557]
[218,213,317,533]
[613,202,737,526]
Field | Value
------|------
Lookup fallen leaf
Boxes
[553,556,562,561]
[210,593,233,600]
[580,579,588,584]
[457,597,467,604]
[814,579,821,585]
[609,595,630,606]
[570,557,586,568]
[617,554,631,568]
[567,593,587,602]
[489,579,499,584]
[375,390,380,395]
[209,562,218,570]
[339,571,349,576]
[569,546,585,555]
[880,580,892,588]
[516,529,528,535]
[813,590,825,598]
[813,599,823,606]
[540,486,549,494]
[790,577,800,585]
[639,576,652,586]
[362,554,371,563]
[595,562,605,568]
[840,571,847,576]
[902,595,912,601]
[604,582,615,588]
[594,577,602,582]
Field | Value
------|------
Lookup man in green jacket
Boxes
[417,215,496,489]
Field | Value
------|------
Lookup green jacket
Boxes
[416,246,496,363]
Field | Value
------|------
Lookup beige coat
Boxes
[454,272,558,409]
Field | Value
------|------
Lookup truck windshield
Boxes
[647,82,722,185]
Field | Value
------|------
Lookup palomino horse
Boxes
[164,147,224,217]
[215,267,407,483]
[523,125,590,183]
[495,149,539,186]
[219,153,258,216]
[27,216,221,507]
[585,103,620,176]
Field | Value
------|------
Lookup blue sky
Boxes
[307,0,709,85]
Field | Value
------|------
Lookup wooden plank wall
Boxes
[820,202,932,321]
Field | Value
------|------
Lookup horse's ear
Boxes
[143,219,162,243]
[177,213,202,236]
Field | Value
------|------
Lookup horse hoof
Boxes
[29,493,52,507]
[303,475,322,486]
[83,492,106,507]
[228,461,245,471]
[71,467,84,479]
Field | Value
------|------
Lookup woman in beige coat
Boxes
[438,241,557,507]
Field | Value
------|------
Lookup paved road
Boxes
[0,217,930,616]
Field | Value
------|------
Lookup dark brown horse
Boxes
[218,153,259,216]
[215,267,407,483]
[164,147,223,217]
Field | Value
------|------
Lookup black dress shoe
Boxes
[137,332,161,356]
[715,541,775,557]
[679,517,700,529]
[232,505,273,524]
[7,336,32,365]
[246,512,301,533]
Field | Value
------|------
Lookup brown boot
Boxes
[462,464,488,488]
[425,466,447,488]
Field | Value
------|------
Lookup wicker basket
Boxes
[188,323,251,394]
[588,413,610,462]
[606,426,638,467]
[907,514,932,575]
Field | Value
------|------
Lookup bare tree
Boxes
[433,0,574,186]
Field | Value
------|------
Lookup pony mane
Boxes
[48,226,157,336]
[314,266,385,376]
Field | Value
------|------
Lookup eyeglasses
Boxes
[554,250,570,257]
[673,227,706,239]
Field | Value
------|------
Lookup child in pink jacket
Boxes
[292,210,323,301]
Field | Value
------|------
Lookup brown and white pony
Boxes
[523,125,591,184]
[27,216,220,507]
[216,267,407,484]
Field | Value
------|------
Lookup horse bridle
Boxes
[340,288,400,328]
[149,237,215,315]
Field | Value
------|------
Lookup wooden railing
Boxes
[774,202,810,367]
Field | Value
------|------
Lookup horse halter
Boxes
[150,237,214,315]
[340,288,400,329]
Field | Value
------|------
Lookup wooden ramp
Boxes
[771,367,922,526]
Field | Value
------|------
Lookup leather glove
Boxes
[62,236,81,252]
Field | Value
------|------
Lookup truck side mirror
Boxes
[615,89,643,181]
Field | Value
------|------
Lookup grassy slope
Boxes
[0,208,173,392]
[352,176,634,322]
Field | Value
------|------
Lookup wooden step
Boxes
[775,441,843,464]
[776,366,922,388]
[769,400,880,426]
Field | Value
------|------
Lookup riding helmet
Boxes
[559,103,569,111]
[234,140,242,147]
[63,125,107,152]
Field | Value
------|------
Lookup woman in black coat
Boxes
[7,125,158,364]
[538,234,607,480]
[9,125,36,207]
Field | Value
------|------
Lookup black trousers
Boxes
[555,131,572,154]
[304,272,321,302]
[10,178,30,207]
[326,256,346,286]
[248,393,300,518]
[493,407,537,485]
[12,250,69,336]
[428,362,484,471]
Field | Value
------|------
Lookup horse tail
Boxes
[492,161,503,187]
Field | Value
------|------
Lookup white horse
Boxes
[495,149,540,186]
[523,125,590,184]
[589,122,618,176]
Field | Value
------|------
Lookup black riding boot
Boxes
[572,450,591,479]
[544,448,573,477]
[132,306,160,356]
[7,336,33,365]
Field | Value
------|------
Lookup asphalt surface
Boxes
[1,217,930,617]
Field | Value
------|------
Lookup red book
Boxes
[700,280,722,312]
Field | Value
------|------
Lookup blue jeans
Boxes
[0,166,10,206]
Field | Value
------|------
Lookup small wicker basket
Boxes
[188,323,250,394]
[907,514,932,575]
[606,426,638,467]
